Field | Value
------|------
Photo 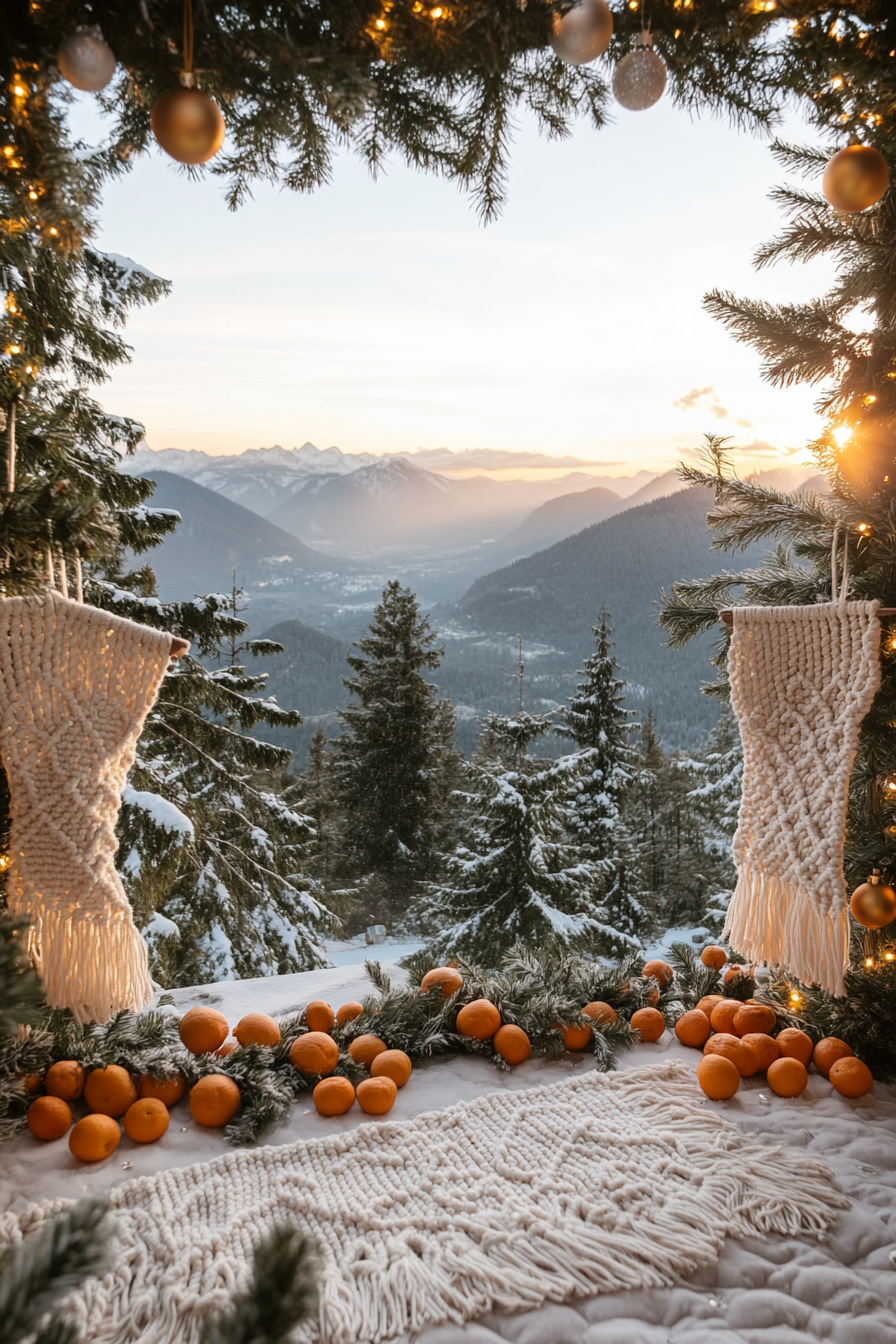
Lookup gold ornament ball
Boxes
[58,27,117,93]
[550,0,613,67]
[850,873,896,930]
[822,144,890,214]
[613,40,667,111]
[151,88,226,166]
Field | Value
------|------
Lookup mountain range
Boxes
[126,443,662,557]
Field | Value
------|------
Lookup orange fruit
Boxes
[709,1000,742,1035]
[347,1033,388,1068]
[290,1031,340,1076]
[69,1113,121,1162]
[336,1001,364,1028]
[45,1060,86,1101]
[139,1073,186,1106]
[741,1032,780,1073]
[695,994,725,1020]
[700,946,727,970]
[493,1024,531,1064]
[812,1037,854,1079]
[584,1001,617,1025]
[560,1021,593,1050]
[313,1076,355,1116]
[27,1095,72,1141]
[776,1028,813,1067]
[179,1006,229,1055]
[305,1000,335,1033]
[767,1057,808,1097]
[356,1076,397,1115]
[732,1004,777,1037]
[370,1049,413,1088]
[18,1073,42,1094]
[829,1056,873,1098]
[420,967,463,998]
[189,1075,241,1127]
[123,1098,170,1143]
[642,959,673,988]
[697,1054,740,1100]
[724,964,751,984]
[234,1012,281,1047]
[456,999,502,1041]
[631,1007,666,1042]
[216,1041,239,1057]
[674,1009,712,1048]
[84,1064,137,1117]
[704,1032,760,1077]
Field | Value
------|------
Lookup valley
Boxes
[127,443,823,756]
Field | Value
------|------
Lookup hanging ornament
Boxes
[550,0,613,67]
[151,78,226,165]
[151,0,225,166]
[850,869,896,929]
[613,32,667,111]
[822,142,890,214]
[57,26,117,93]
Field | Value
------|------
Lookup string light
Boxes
[885,951,895,962]
[0,854,9,872]
[857,522,869,533]
[833,425,852,446]
[789,989,802,1005]
[831,75,844,89]
[865,956,877,969]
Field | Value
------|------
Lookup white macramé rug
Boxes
[0,1061,848,1344]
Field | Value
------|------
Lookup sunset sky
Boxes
[73,90,832,477]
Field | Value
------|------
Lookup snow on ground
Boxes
[324,934,423,967]
[2,962,895,1344]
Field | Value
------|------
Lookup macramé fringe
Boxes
[30,908,154,1026]
[0,1062,848,1344]
[725,864,850,998]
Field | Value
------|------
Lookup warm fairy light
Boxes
[375,17,386,27]
[0,854,9,871]
[789,990,801,1004]
[833,425,853,446]
[887,778,896,791]
[28,191,37,200]
[2,146,13,157]
[628,1,639,8]
[885,951,895,962]
[865,956,876,968]
[831,75,844,89]
[48,227,58,236]
[857,523,869,532]
[865,394,877,404]
[13,84,26,97]
[430,6,443,15]
[7,344,21,354]
[674,29,681,38]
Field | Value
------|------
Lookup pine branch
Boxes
[200,1225,318,1344]
[0,1198,113,1344]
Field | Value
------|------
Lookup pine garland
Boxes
[4,936,895,1152]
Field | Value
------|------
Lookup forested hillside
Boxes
[454,487,770,744]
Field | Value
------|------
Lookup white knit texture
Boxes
[0,592,175,1024]
[726,601,881,997]
[0,1062,846,1344]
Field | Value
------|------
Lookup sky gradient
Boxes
[75,90,833,477]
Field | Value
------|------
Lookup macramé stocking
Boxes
[725,601,881,997]
[0,592,177,1024]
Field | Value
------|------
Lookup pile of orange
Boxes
[671,990,874,1104]
[26,1060,193,1162]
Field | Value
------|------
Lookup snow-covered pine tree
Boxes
[559,613,646,951]
[111,572,335,987]
[333,582,458,926]
[425,710,610,966]
[687,707,743,933]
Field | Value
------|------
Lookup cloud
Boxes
[672,386,718,412]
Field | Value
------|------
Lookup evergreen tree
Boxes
[560,613,637,865]
[559,614,647,952]
[425,710,610,966]
[333,582,457,925]
[302,727,337,890]
[688,707,743,932]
